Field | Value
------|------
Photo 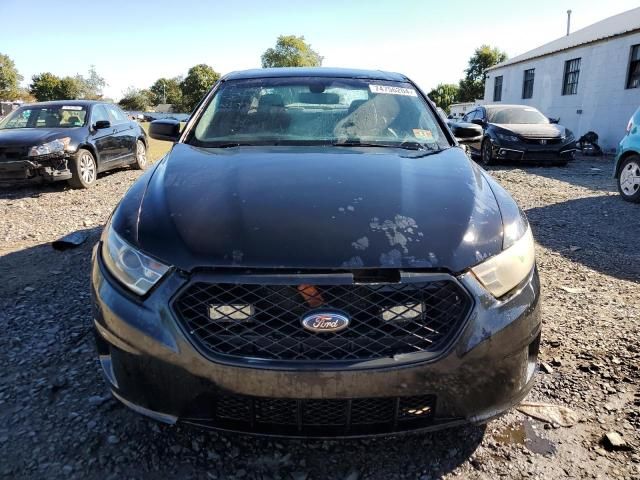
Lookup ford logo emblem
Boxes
[301,312,350,333]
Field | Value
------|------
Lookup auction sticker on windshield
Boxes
[61,106,84,110]
[369,84,417,97]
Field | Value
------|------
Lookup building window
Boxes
[493,76,503,101]
[522,69,535,99]
[562,58,581,95]
[627,44,640,89]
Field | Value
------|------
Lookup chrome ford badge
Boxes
[301,312,350,333]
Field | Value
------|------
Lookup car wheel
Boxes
[481,139,495,166]
[132,140,147,170]
[617,155,640,203]
[68,149,97,189]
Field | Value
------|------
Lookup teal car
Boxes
[615,106,640,202]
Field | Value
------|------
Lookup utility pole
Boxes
[162,80,166,104]
[566,10,572,36]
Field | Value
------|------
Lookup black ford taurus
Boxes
[91,68,541,437]
[0,100,147,188]
[461,104,576,166]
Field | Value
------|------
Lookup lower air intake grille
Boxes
[184,393,437,436]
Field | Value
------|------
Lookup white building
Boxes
[483,7,640,152]
[449,102,477,120]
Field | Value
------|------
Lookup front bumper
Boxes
[491,141,576,163]
[91,246,542,438]
[0,155,72,183]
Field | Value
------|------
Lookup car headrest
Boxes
[258,94,285,111]
[348,99,367,114]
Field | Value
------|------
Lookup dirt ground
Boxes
[0,154,638,479]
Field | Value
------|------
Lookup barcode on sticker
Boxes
[369,84,417,97]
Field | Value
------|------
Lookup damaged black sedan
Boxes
[0,100,147,188]
[462,104,576,166]
[92,68,541,437]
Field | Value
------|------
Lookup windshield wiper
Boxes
[332,140,431,151]
[208,142,256,148]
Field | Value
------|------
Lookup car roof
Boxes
[23,100,103,108]
[483,104,541,110]
[222,67,409,82]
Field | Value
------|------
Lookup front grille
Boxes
[183,392,436,436]
[173,275,472,363]
[0,146,28,161]
[521,137,562,145]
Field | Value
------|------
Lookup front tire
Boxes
[481,139,495,166]
[617,155,640,203]
[132,140,147,170]
[68,149,97,189]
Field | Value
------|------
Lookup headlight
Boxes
[471,226,535,297]
[496,133,519,142]
[28,137,70,157]
[102,225,170,295]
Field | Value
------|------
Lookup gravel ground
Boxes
[0,155,638,480]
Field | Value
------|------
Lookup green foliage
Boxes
[0,53,23,100]
[29,66,107,101]
[458,45,507,102]
[57,76,84,99]
[82,65,107,99]
[150,77,183,107]
[179,64,220,112]
[261,35,323,68]
[118,87,153,111]
[30,72,61,101]
[427,83,459,112]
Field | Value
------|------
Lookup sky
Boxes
[1,0,638,100]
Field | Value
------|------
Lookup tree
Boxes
[150,76,183,106]
[261,35,323,68]
[180,64,220,112]
[56,76,84,99]
[30,72,62,101]
[427,84,459,112]
[118,87,153,111]
[82,65,107,99]
[458,45,507,102]
[0,53,23,100]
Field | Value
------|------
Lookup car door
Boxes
[106,105,136,164]
[462,110,481,154]
[90,104,118,167]
[470,108,486,153]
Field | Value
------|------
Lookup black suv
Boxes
[92,68,541,437]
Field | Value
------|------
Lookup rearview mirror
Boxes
[94,120,111,130]
[149,119,181,142]
[451,122,483,145]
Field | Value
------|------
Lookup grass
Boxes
[141,123,173,162]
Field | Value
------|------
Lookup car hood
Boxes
[115,144,505,272]
[0,128,71,147]
[493,123,565,138]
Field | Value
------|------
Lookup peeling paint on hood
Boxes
[113,144,505,273]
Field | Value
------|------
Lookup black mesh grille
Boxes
[185,393,437,436]
[173,277,471,363]
[521,137,562,145]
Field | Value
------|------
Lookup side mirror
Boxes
[149,119,181,142]
[471,118,486,127]
[549,117,560,124]
[451,122,483,145]
[94,120,111,130]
